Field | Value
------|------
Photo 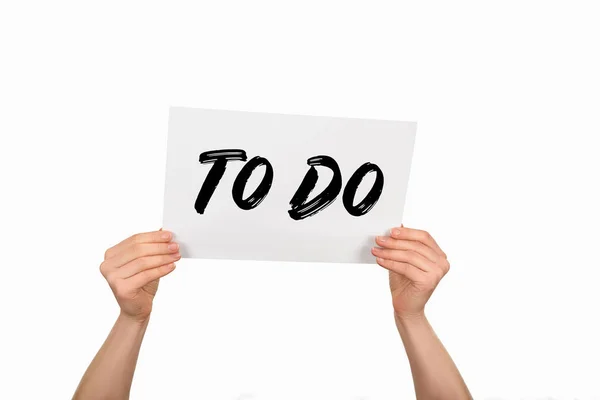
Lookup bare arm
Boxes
[373,226,471,400]
[73,313,149,400]
[73,230,180,400]
[395,313,470,399]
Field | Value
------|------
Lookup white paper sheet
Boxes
[162,107,416,263]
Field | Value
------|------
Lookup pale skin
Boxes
[372,226,472,399]
[73,230,180,400]
[73,226,470,400]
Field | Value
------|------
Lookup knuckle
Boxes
[419,230,431,241]
[393,239,407,250]
[158,263,170,273]
[376,257,388,267]
[442,260,451,272]
[155,256,167,266]
[377,249,389,259]
[99,261,108,277]
[390,239,403,250]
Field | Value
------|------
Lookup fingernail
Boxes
[172,252,181,258]
[391,228,401,236]
[377,236,387,242]
[372,247,381,254]
[161,231,172,240]
[166,263,176,269]
[376,257,384,263]
[168,243,179,251]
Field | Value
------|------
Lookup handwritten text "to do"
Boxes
[194,149,385,220]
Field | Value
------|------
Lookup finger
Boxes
[127,263,177,289]
[105,230,174,260]
[375,236,439,262]
[374,256,425,282]
[371,247,433,273]
[389,227,446,257]
[104,242,180,270]
[115,253,182,279]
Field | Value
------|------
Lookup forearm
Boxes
[395,313,471,400]
[73,312,150,400]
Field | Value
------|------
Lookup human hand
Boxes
[371,226,450,320]
[99,230,181,322]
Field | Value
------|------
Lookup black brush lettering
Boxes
[195,149,247,214]
[232,156,274,210]
[288,155,342,220]
[342,162,384,216]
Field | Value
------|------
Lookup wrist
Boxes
[118,311,151,328]
[394,310,427,327]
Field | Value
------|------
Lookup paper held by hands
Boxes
[162,107,416,263]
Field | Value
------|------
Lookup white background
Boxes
[1,1,599,399]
